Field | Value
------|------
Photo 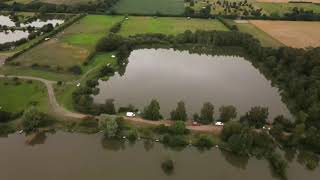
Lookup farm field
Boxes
[119,16,229,36]
[3,0,95,4]
[230,20,284,47]
[10,15,122,79]
[112,0,185,15]
[0,78,49,112]
[255,2,320,16]
[250,20,320,48]
[255,0,320,3]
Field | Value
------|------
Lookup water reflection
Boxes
[101,137,126,151]
[95,48,291,120]
[0,30,29,43]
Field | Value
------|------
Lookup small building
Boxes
[126,112,136,117]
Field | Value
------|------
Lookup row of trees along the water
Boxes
[89,30,320,154]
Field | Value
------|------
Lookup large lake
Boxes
[94,49,290,120]
[0,132,318,180]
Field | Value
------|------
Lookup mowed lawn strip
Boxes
[119,16,229,36]
[113,0,185,15]
[249,20,320,48]
[0,78,49,112]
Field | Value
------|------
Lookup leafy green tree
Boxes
[21,107,50,132]
[142,99,162,121]
[102,118,119,138]
[194,135,214,149]
[219,105,237,122]
[170,121,188,135]
[240,106,268,128]
[200,102,214,124]
[170,101,187,121]
[221,121,243,141]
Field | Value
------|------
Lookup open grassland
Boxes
[255,2,320,16]
[0,78,49,112]
[250,20,320,48]
[119,16,229,36]
[8,15,122,80]
[112,0,185,15]
[4,0,96,4]
[231,20,284,47]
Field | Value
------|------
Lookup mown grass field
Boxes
[0,78,49,112]
[8,15,122,81]
[112,0,185,15]
[119,16,229,36]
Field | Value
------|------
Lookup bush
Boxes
[162,134,188,147]
[194,135,214,149]
[21,107,52,133]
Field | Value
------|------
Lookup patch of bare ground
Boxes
[249,20,320,48]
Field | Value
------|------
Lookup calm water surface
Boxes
[22,19,64,28]
[0,15,15,26]
[94,49,290,119]
[0,31,29,43]
[0,132,318,180]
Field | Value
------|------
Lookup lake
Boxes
[0,132,318,180]
[0,15,64,28]
[94,49,290,120]
[0,30,29,43]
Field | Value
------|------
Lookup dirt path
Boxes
[123,117,223,134]
[0,75,87,119]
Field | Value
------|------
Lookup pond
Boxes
[21,19,64,28]
[0,15,16,27]
[0,30,29,44]
[0,132,318,180]
[94,49,290,120]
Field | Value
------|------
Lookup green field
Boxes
[119,16,229,36]
[255,2,320,16]
[0,78,49,112]
[223,19,283,48]
[112,0,185,15]
[8,15,123,80]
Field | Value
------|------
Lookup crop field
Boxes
[255,0,320,3]
[4,0,96,4]
[119,16,229,36]
[250,20,320,48]
[11,15,122,76]
[255,2,320,16]
[112,0,185,15]
[0,78,49,112]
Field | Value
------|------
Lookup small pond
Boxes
[0,30,29,44]
[94,49,290,120]
[0,15,16,27]
[0,132,318,180]
[21,19,64,28]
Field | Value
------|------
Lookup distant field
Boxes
[250,20,320,48]
[12,15,122,74]
[227,20,283,47]
[119,16,229,36]
[112,0,185,15]
[0,78,49,112]
[256,2,320,16]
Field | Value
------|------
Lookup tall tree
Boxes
[200,102,214,124]
[142,99,162,121]
[170,101,187,121]
[219,105,237,122]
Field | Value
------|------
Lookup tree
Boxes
[221,121,243,141]
[102,99,116,114]
[142,99,162,120]
[219,105,237,122]
[170,101,187,121]
[200,102,214,124]
[102,118,119,138]
[240,106,268,128]
[170,120,188,135]
[21,107,50,132]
